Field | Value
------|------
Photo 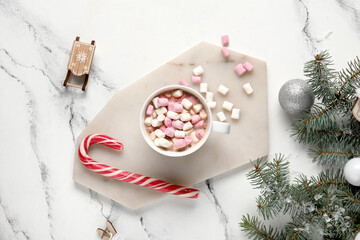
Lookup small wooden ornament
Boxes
[352,98,360,122]
[63,36,95,91]
[97,220,118,239]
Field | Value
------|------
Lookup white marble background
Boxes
[1,0,360,239]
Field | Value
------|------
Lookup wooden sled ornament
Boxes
[352,98,360,122]
[63,36,95,91]
[97,220,121,240]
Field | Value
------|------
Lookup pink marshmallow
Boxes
[221,47,230,58]
[191,115,201,124]
[235,63,246,76]
[146,104,154,116]
[172,120,184,130]
[243,62,254,71]
[170,97,176,102]
[160,125,166,132]
[157,98,169,107]
[191,76,201,84]
[159,94,166,98]
[178,94,187,103]
[180,78,189,86]
[168,102,175,112]
[173,139,187,149]
[164,117,172,127]
[164,127,175,138]
[188,96,199,105]
[184,136,193,145]
[174,103,183,113]
[221,35,229,46]
[195,129,205,139]
[195,120,205,129]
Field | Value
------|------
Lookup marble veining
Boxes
[205,179,229,240]
[1,0,360,239]
[298,0,317,53]
[0,196,31,240]
[335,0,360,33]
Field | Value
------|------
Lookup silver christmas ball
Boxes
[278,79,314,115]
[344,157,360,186]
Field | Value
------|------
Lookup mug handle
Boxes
[212,121,231,134]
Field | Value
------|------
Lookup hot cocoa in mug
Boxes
[140,85,230,157]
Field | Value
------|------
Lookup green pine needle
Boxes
[240,156,359,240]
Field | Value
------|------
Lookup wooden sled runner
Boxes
[63,36,95,91]
[97,220,119,240]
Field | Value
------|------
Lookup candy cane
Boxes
[78,134,199,199]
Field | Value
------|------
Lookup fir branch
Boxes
[293,52,360,167]
[242,156,359,240]
[315,180,346,189]
[293,126,360,146]
[304,50,337,106]
[256,195,283,220]
[303,181,315,202]
[313,169,346,188]
[337,56,360,99]
[289,213,317,240]
[243,51,360,239]
[248,155,290,219]
[337,189,360,213]
[240,215,283,240]
[300,103,338,128]
[310,143,360,166]
[341,191,360,204]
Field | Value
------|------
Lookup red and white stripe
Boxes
[78,134,199,199]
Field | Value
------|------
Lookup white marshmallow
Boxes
[243,83,254,94]
[222,101,233,111]
[200,83,208,93]
[157,114,165,122]
[158,138,172,148]
[217,111,226,122]
[231,108,240,119]
[185,129,193,136]
[154,138,161,147]
[183,122,193,131]
[165,92,172,98]
[207,101,217,109]
[152,111,157,118]
[156,107,167,115]
[199,110,208,119]
[217,84,229,95]
[180,113,191,121]
[172,89,183,98]
[149,132,156,141]
[182,98,193,110]
[167,111,179,120]
[152,97,160,108]
[175,130,186,138]
[193,65,204,76]
[154,129,165,138]
[193,104,203,113]
[190,131,199,143]
[151,119,163,127]
[190,109,195,115]
[144,117,153,126]
[206,92,214,102]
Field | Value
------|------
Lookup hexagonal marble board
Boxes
[73,42,269,209]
